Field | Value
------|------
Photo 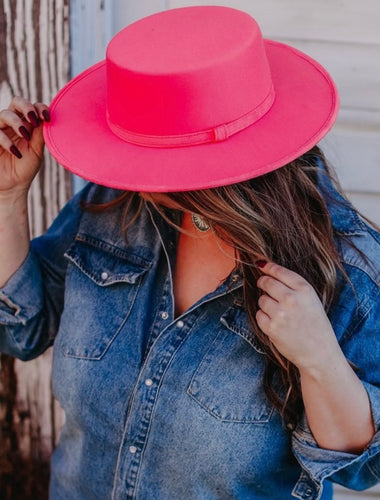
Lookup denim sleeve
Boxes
[291,270,380,499]
[0,186,88,361]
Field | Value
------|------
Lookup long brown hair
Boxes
[87,146,352,428]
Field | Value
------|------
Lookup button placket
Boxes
[115,314,197,498]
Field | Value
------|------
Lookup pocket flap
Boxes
[220,305,265,354]
[64,237,152,286]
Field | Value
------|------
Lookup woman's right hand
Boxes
[0,96,51,198]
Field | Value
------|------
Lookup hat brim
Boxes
[43,40,338,192]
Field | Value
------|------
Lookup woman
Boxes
[0,6,379,500]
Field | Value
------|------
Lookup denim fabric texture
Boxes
[0,166,379,499]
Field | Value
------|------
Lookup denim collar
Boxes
[316,160,367,235]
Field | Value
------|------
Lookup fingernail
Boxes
[19,125,31,141]
[27,111,39,127]
[10,145,22,159]
[256,260,268,269]
[42,110,51,122]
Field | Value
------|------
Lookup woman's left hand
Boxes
[256,261,342,373]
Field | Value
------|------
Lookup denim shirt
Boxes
[0,168,379,500]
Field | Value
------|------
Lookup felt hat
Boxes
[43,5,339,192]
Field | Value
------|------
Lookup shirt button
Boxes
[304,487,313,497]
[176,320,184,328]
[129,445,137,454]
[231,273,240,283]
[145,378,153,387]
[101,271,108,280]
[160,311,169,320]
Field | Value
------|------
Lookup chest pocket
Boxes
[58,238,152,360]
[187,307,274,424]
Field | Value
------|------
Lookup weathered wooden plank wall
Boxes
[0,1,70,498]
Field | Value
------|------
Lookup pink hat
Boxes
[43,5,338,192]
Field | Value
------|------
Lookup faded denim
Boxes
[0,166,379,499]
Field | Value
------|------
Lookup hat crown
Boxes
[106,6,274,143]
[44,5,338,192]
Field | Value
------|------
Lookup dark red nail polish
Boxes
[42,110,51,122]
[256,260,267,269]
[27,111,39,127]
[19,125,31,141]
[10,145,22,159]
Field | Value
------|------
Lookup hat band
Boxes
[107,85,275,148]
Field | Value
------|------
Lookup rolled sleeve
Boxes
[0,185,89,360]
[0,251,43,326]
[292,408,380,499]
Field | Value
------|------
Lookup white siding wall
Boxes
[70,1,380,498]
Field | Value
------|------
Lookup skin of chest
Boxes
[173,212,236,316]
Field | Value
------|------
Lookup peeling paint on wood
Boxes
[0,1,70,498]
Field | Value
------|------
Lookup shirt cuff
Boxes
[292,383,380,498]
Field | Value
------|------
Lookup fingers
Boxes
[0,97,50,158]
[8,96,50,125]
[0,109,32,141]
[257,274,291,302]
[255,308,271,334]
[256,261,314,323]
[33,102,51,123]
[257,260,310,294]
[257,293,279,318]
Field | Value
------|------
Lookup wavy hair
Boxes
[87,146,354,428]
